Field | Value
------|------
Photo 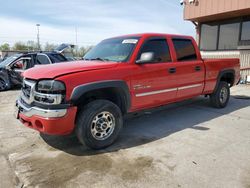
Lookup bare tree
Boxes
[0,43,10,51]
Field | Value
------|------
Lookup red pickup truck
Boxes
[15,33,240,149]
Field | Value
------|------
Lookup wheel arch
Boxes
[213,69,235,93]
[70,80,131,114]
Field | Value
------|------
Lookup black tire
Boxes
[76,100,123,149]
[0,78,8,91]
[210,81,230,108]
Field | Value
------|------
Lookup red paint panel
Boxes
[18,107,77,135]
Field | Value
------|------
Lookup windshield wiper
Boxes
[91,57,105,61]
[83,57,110,61]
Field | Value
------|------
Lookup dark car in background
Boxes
[54,43,76,61]
[0,52,68,91]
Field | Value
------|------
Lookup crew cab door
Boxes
[130,37,178,110]
[171,38,205,99]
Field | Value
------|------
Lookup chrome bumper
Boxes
[15,98,67,118]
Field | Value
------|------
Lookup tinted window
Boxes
[48,54,67,63]
[172,39,197,61]
[137,39,171,63]
[36,55,51,65]
[200,23,218,50]
[218,23,240,50]
[241,21,250,41]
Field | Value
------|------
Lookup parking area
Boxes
[0,85,250,188]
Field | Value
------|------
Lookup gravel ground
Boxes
[0,85,250,188]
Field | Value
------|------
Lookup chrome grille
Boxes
[21,79,36,104]
[22,83,31,99]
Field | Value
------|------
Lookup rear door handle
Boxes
[168,67,176,74]
[195,66,201,71]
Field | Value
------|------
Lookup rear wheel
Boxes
[210,81,230,108]
[76,100,123,149]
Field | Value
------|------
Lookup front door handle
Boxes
[168,67,176,74]
[195,66,201,71]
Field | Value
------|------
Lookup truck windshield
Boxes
[83,37,140,62]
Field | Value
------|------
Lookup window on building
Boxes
[172,39,197,61]
[241,21,250,41]
[137,38,171,63]
[218,23,240,50]
[200,23,218,50]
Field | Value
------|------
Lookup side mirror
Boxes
[136,52,155,64]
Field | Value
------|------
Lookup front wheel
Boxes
[76,100,123,149]
[210,81,230,108]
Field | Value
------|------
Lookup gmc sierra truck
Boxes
[15,33,240,149]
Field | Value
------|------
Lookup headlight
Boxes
[37,80,65,94]
[34,80,66,105]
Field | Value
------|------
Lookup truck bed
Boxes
[203,58,240,94]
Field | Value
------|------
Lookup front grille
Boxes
[22,84,31,99]
[21,79,36,104]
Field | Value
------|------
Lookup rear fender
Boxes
[213,69,235,93]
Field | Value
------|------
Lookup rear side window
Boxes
[36,54,51,65]
[172,39,197,61]
[137,38,171,63]
[48,54,67,63]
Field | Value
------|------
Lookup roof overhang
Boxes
[183,0,250,23]
[185,8,250,23]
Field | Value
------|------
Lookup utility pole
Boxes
[36,24,40,50]
[75,26,78,56]
[75,26,78,46]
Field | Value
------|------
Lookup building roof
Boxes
[184,0,250,22]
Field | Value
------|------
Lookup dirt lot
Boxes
[0,85,250,188]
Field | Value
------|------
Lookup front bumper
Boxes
[15,98,77,135]
[16,98,67,118]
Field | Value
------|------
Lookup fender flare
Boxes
[70,80,131,111]
[213,69,235,93]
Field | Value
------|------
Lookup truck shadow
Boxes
[40,96,250,156]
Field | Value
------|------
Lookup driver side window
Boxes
[12,58,31,70]
[137,38,171,63]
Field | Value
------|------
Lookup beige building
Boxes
[183,0,250,81]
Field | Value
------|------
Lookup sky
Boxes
[0,0,195,47]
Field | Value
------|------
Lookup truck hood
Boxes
[23,60,118,79]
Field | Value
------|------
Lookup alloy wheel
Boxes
[90,111,116,140]
[219,86,228,104]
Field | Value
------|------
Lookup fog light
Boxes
[35,120,43,130]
